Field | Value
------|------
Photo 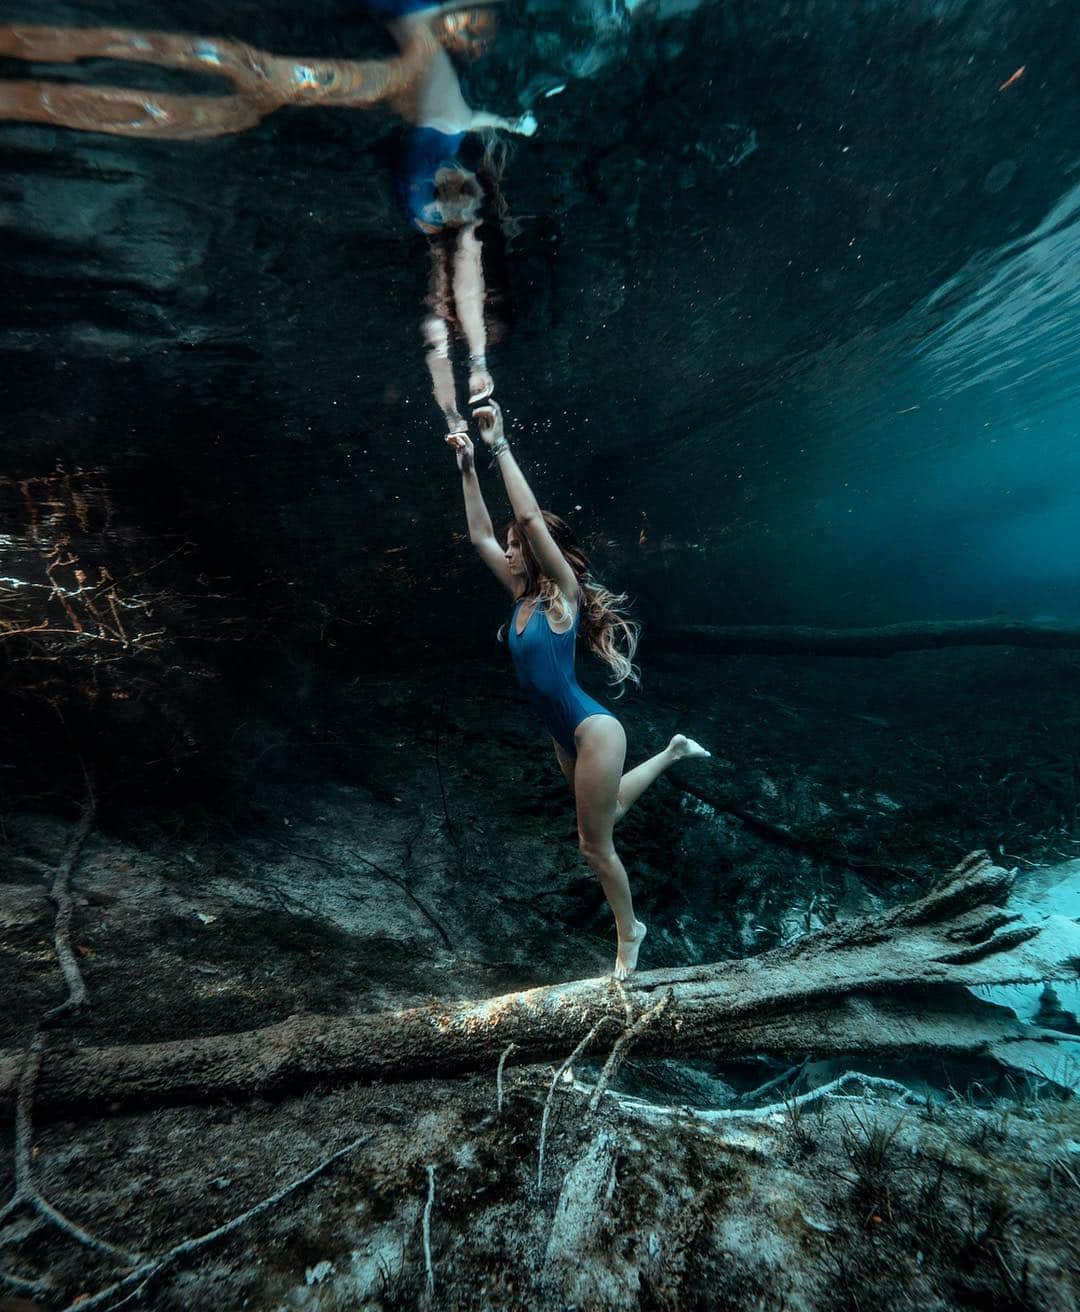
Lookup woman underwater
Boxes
[449,402,710,979]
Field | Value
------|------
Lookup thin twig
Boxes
[538,1016,622,1189]
[43,771,96,1023]
[587,992,674,1115]
[422,1164,436,1297]
[496,1042,517,1115]
[58,1134,370,1312]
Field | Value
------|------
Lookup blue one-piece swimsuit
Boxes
[507,600,618,756]
[399,125,467,231]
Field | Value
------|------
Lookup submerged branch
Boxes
[1,854,1076,1119]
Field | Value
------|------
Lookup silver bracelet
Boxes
[489,438,510,468]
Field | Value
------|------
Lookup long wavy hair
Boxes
[504,512,641,694]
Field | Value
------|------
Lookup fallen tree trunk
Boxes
[3,854,1077,1119]
[652,618,1080,657]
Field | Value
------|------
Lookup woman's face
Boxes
[504,527,526,578]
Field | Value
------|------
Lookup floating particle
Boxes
[998,65,1026,92]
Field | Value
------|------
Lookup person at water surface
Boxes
[0,4,533,428]
[0,4,535,142]
[448,402,711,979]
[373,2,533,431]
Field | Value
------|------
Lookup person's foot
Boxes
[668,734,711,762]
[614,920,647,980]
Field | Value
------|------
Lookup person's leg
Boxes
[573,715,647,978]
[420,312,465,433]
[615,733,711,822]
[421,245,466,433]
[0,26,275,138]
[0,79,266,138]
[0,23,436,136]
[561,728,710,821]
[0,25,216,67]
[451,223,493,403]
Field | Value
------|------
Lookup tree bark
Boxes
[3,854,1077,1120]
[652,618,1080,657]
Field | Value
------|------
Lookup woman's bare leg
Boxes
[452,223,493,403]
[0,22,438,138]
[615,734,710,820]
[555,733,710,824]
[420,313,465,433]
[0,25,223,67]
[421,245,466,432]
[0,79,267,138]
[573,715,647,978]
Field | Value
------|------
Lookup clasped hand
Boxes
[472,400,504,446]
[445,400,504,471]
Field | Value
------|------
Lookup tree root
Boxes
[0,1267,50,1295]
[537,993,674,1196]
[42,771,96,1023]
[570,1069,922,1127]
[0,1036,140,1295]
[538,1018,622,1190]
[587,991,674,1114]
[496,1042,517,1115]
[53,1132,369,1312]
[3,776,372,1310]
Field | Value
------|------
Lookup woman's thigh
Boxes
[573,715,627,847]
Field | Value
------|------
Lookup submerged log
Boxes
[2,854,1077,1119]
[653,618,1080,657]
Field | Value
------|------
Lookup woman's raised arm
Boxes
[447,431,515,595]
[474,403,579,604]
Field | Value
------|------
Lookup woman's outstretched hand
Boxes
[446,429,475,473]
[473,399,504,447]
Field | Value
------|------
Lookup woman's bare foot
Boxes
[668,734,711,761]
[614,920,647,980]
